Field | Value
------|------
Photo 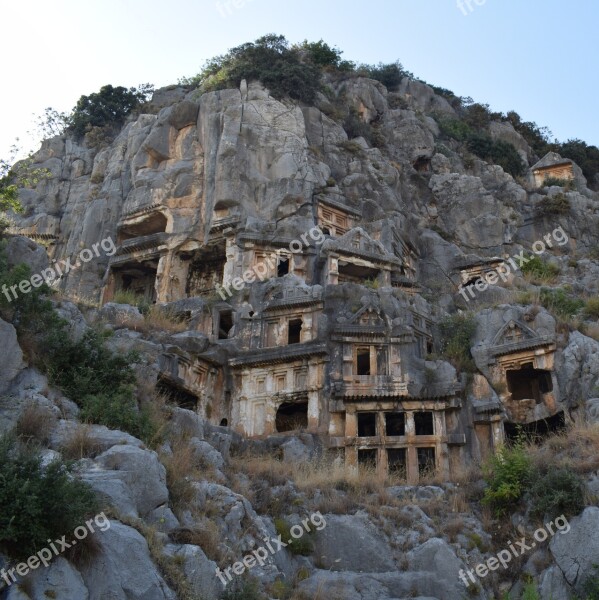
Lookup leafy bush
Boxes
[540,288,585,318]
[578,566,599,600]
[467,134,525,177]
[482,442,532,516]
[194,34,322,104]
[436,117,525,176]
[43,328,138,401]
[69,84,153,139]
[0,434,98,559]
[81,389,156,442]
[543,176,573,188]
[359,61,407,90]
[298,39,344,69]
[437,117,473,142]
[558,139,599,186]
[439,313,477,372]
[527,467,585,519]
[274,518,314,556]
[221,579,265,600]
[521,583,540,600]
[584,298,599,319]
[520,256,560,280]
[537,192,571,215]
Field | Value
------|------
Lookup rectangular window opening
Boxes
[414,412,434,436]
[356,347,371,375]
[357,412,377,437]
[288,318,302,344]
[218,311,233,339]
[358,449,377,471]
[385,412,405,436]
[417,447,436,476]
[387,449,407,478]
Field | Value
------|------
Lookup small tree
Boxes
[69,83,153,139]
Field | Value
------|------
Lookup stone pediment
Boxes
[488,320,555,357]
[531,152,572,172]
[491,320,537,346]
[263,285,323,311]
[333,298,389,335]
[323,228,400,265]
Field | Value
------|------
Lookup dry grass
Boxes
[528,421,599,475]
[161,439,202,513]
[584,322,599,341]
[442,516,465,542]
[170,520,226,564]
[15,402,56,445]
[59,424,104,460]
[113,305,188,335]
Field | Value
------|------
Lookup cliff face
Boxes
[4,73,599,600]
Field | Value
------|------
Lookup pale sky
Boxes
[1,0,598,159]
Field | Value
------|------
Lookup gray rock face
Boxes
[81,445,169,518]
[312,512,395,572]
[163,544,220,600]
[549,507,599,592]
[79,520,176,600]
[4,235,49,273]
[556,332,599,411]
[0,318,24,394]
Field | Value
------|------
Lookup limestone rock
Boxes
[0,318,24,394]
[79,520,176,600]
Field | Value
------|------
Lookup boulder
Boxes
[312,512,395,572]
[79,521,175,599]
[81,445,169,518]
[4,236,49,273]
[549,507,599,592]
[163,544,220,600]
[0,318,24,394]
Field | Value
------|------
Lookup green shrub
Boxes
[527,467,585,520]
[194,34,321,104]
[437,117,473,142]
[298,39,343,69]
[521,583,540,600]
[439,313,477,372]
[584,298,599,319]
[540,287,585,318]
[482,441,532,516]
[274,518,314,556]
[81,389,157,442]
[520,256,560,280]
[0,434,99,559]
[537,192,571,215]
[359,61,407,90]
[558,139,599,186]
[578,565,599,600]
[43,328,138,402]
[221,579,265,600]
[69,84,153,139]
[113,289,151,314]
[543,176,573,188]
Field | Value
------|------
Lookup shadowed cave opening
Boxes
[506,363,553,403]
[275,401,308,432]
[504,411,565,443]
[156,377,198,411]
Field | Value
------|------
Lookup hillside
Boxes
[1,36,599,600]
